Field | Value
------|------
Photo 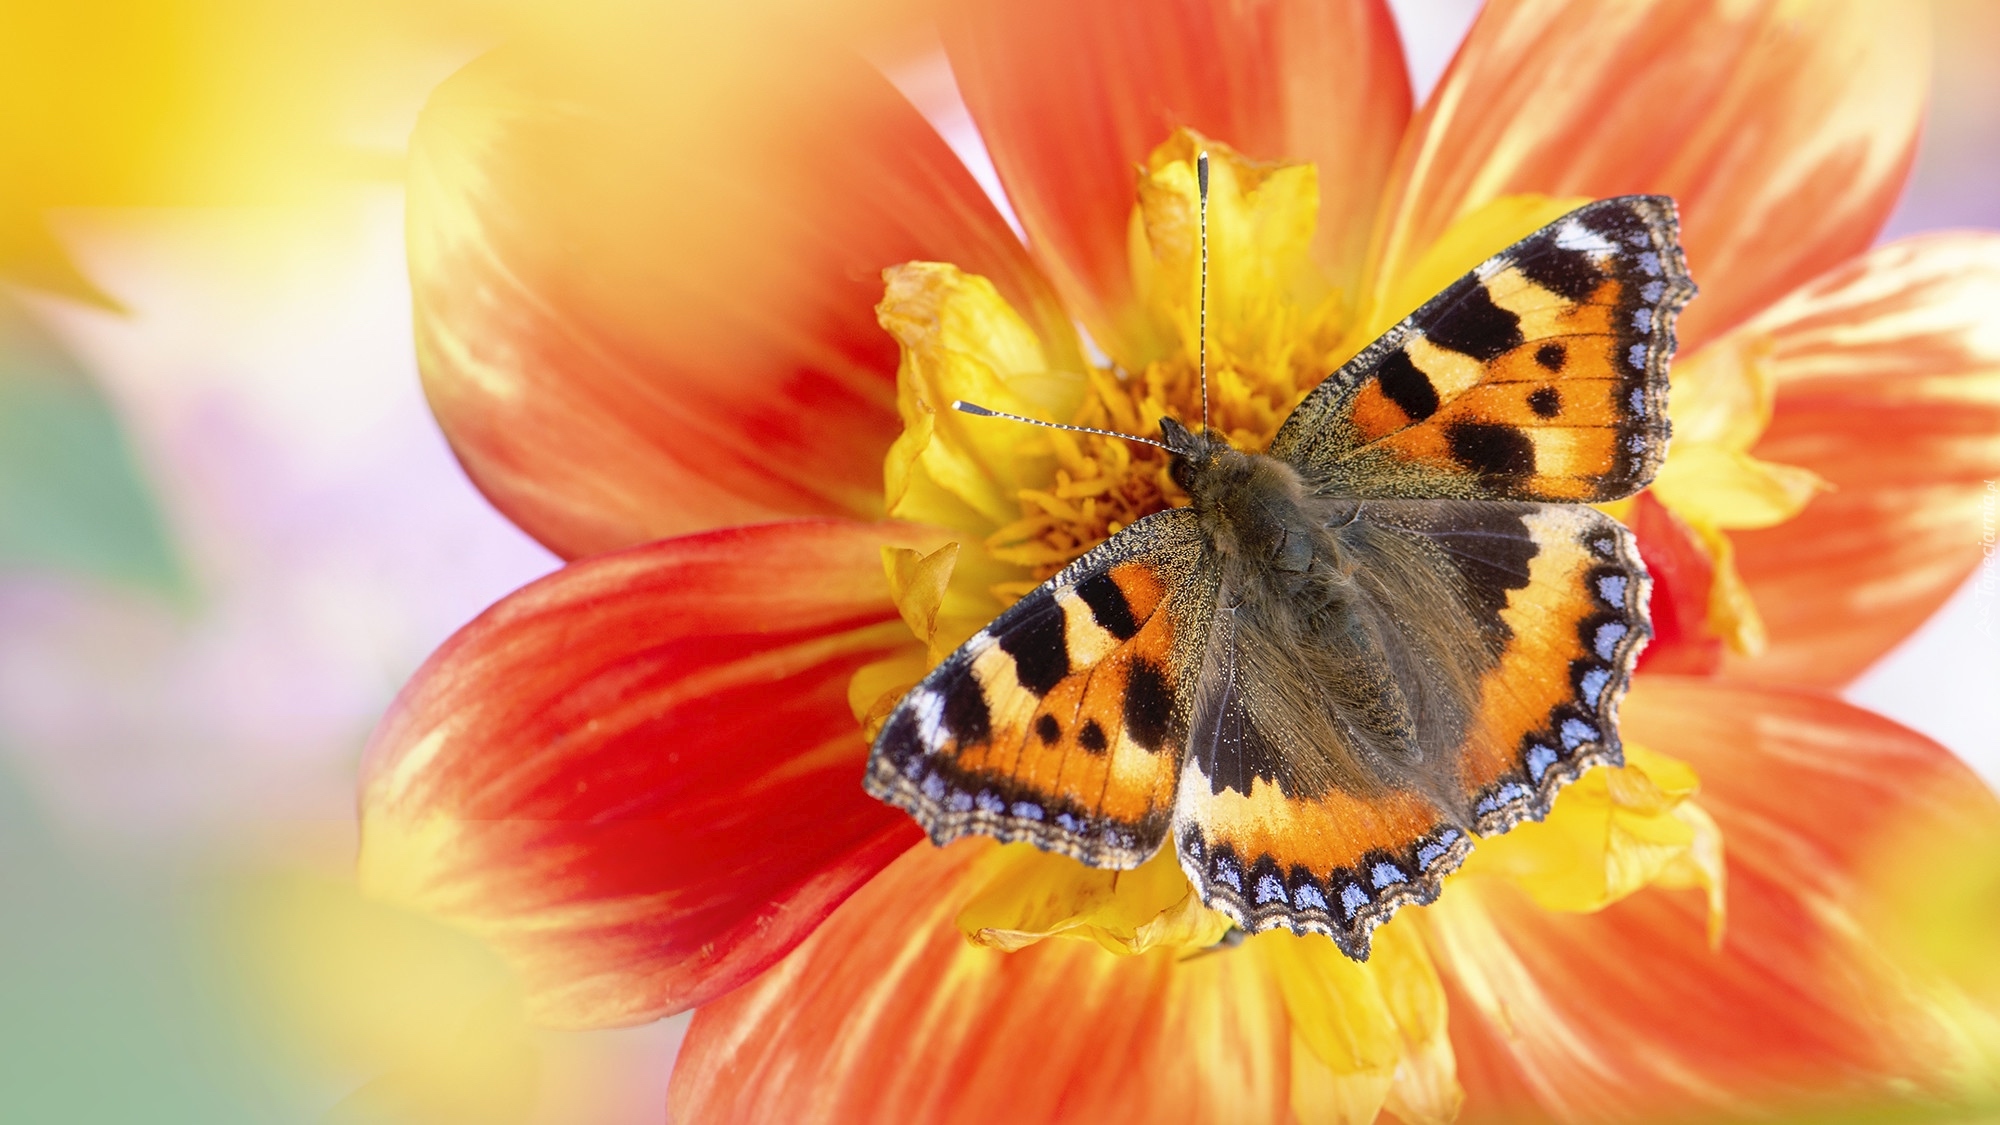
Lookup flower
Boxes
[361,1,2000,1120]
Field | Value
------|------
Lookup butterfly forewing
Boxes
[1271,195,1693,502]
[866,508,1219,868]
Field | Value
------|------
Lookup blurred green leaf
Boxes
[0,294,182,593]
[0,755,265,1123]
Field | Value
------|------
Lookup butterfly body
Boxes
[1164,418,1481,817]
[866,196,1695,958]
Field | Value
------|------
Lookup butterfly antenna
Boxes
[1197,150,1210,432]
[950,400,1172,452]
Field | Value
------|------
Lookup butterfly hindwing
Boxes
[866,508,1219,868]
[1356,500,1653,834]
[1174,601,1473,959]
[1271,195,1694,503]
[1169,497,1651,955]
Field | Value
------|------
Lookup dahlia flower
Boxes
[361,1,2000,1119]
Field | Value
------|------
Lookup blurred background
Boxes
[1,1,1994,1121]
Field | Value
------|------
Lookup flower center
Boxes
[983,131,1347,597]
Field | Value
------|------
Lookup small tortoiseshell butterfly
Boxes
[865,190,1695,960]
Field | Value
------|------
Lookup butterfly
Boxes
[864,193,1695,959]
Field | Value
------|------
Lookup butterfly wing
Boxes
[1357,500,1653,830]
[1172,497,1650,958]
[1270,195,1694,502]
[866,508,1219,868]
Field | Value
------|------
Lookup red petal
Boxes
[670,841,1293,1122]
[410,22,1072,559]
[1431,678,2000,1119]
[1375,0,1927,350]
[1629,492,1724,676]
[1723,234,2000,685]
[357,519,944,1027]
[942,0,1410,367]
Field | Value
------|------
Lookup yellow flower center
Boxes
[977,131,1350,596]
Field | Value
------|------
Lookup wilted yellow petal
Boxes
[1651,445,1827,531]
[1358,193,1591,349]
[1458,744,1726,936]
[955,843,1232,955]
[1647,323,1823,656]
[878,261,1084,530]
[882,541,959,654]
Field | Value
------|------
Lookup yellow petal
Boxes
[1667,331,1775,451]
[1650,444,1828,530]
[1689,518,1770,658]
[954,843,1233,956]
[882,541,959,656]
[1261,932,1401,1078]
[878,261,1084,530]
[1458,744,1726,939]
[852,533,1034,736]
[845,645,926,740]
[1382,1010,1464,1125]
[1289,1035,1392,1125]
[1129,131,1340,391]
[1264,922,1462,1125]
[1356,193,1592,351]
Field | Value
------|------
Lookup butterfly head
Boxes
[1160,416,1236,491]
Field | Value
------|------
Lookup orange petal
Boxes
[941,0,1409,368]
[409,18,1071,559]
[669,840,1296,1123]
[357,519,950,1028]
[1374,0,1927,351]
[1717,233,2000,685]
[1428,677,2000,1119]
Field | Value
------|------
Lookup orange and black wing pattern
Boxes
[1271,195,1694,503]
[1172,499,1651,959]
[1363,501,1653,833]
[865,508,1219,868]
[1171,603,1473,960]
